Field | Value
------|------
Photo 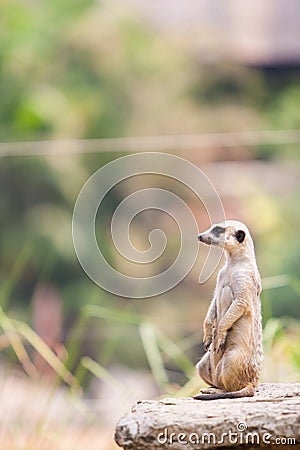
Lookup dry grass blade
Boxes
[81,356,121,391]
[155,327,195,378]
[139,322,169,392]
[10,318,80,391]
[0,307,38,378]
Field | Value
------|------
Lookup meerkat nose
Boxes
[198,234,203,241]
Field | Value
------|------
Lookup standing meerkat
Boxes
[194,220,262,400]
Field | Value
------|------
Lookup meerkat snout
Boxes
[198,233,212,245]
[197,224,226,247]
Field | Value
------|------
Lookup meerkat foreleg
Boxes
[203,297,217,351]
[215,297,247,352]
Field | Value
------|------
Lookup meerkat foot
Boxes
[200,387,225,395]
[193,385,255,400]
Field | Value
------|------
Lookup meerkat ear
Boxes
[235,229,246,243]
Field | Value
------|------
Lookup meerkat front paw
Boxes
[203,335,212,351]
[203,328,213,351]
[216,331,227,352]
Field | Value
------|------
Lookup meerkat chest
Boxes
[215,266,235,319]
[217,265,234,292]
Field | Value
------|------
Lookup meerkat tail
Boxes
[193,385,255,401]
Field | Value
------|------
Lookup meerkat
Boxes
[194,220,262,400]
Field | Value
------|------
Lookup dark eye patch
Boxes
[212,226,225,236]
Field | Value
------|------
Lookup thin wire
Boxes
[0,129,299,157]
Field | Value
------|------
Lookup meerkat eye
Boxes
[212,226,225,236]
[235,230,246,243]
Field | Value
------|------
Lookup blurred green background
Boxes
[0,1,300,449]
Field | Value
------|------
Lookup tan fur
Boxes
[194,220,263,400]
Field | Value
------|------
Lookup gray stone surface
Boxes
[115,383,300,449]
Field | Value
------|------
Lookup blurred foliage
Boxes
[189,64,266,107]
[0,0,187,141]
[0,0,189,317]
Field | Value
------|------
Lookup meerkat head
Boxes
[198,220,253,256]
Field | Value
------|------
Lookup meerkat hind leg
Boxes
[196,352,215,388]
